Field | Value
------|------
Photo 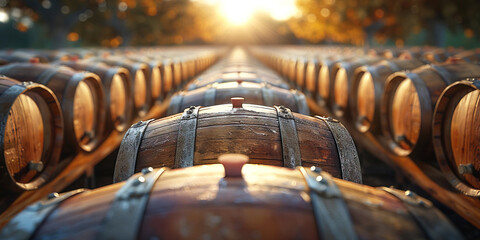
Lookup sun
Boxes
[207,0,298,25]
[220,0,255,25]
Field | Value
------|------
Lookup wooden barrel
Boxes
[330,57,383,119]
[304,56,320,97]
[0,63,107,156]
[451,49,480,64]
[171,58,183,89]
[350,59,424,134]
[0,77,63,192]
[380,62,480,160]
[113,100,360,183]
[433,79,480,197]
[160,58,174,95]
[316,56,353,108]
[90,57,151,117]
[59,61,133,133]
[295,56,307,90]
[1,161,462,239]
[0,51,47,64]
[125,56,163,102]
[167,83,309,115]
[422,48,461,64]
[187,71,290,90]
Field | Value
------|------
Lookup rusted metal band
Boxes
[261,83,274,107]
[299,166,358,240]
[315,116,362,184]
[97,168,167,240]
[0,189,88,240]
[166,92,185,116]
[381,187,464,240]
[274,106,302,168]
[291,89,310,115]
[174,106,200,168]
[204,83,217,106]
[113,119,155,183]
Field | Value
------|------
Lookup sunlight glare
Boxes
[220,0,255,25]
[204,0,298,25]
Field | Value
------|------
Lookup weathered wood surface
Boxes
[0,63,107,156]
[0,78,63,192]
[118,103,359,182]
[0,97,172,228]
[59,61,133,133]
[3,164,461,240]
[381,62,480,160]
[308,97,480,229]
[433,80,480,197]
[350,59,424,134]
[168,81,309,115]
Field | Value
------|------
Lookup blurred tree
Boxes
[291,0,480,47]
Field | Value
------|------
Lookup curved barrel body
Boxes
[350,59,424,134]
[114,103,360,183]
[0,63,106,156]
[90,57,151,117]
[59,61,133,133]
[0,163,463,240]
[381,62,480,160]
[167,82,309,115]
[0,77,63,192]
[433,79,480,197]
[330,57,383,119]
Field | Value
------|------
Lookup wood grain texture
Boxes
[21,164,454,240]
[59,61,132,133]
[0,63,107,156]
[133,104,344,178]
[0,96,172,226]
[308,96,480,228]
[381,62,480,160]
[4,94,45,183]
[169,82,307,115]
[0,77,63,192]
[450,90,480,188]
[350,59,424,134]
[433,80,480,196]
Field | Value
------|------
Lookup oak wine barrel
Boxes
[0,51,47,64]
[90,57,151,117]
[350,58,424,134]
[316,56,354,108]
[330,57,384,119]
[187,70,290,90]
[381,62,480,160]
[0,77,63,191]
[167,82,309,115]
[0,158,462,240]
[433,79,480,197]
[59,61,133,133]
[295,56,307,90]
[304,56,320,97]
[114,100,360,183]
[125,55,163,102]
[0,63,107,156]
[422,48,461,64]
[451,50,480,64]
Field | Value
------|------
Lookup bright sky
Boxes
[196,0,298,25]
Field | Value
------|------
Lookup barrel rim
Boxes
[433,79,480,197]
[65,71,106,153]
[380,71,432,158]
[0,81,63,191]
